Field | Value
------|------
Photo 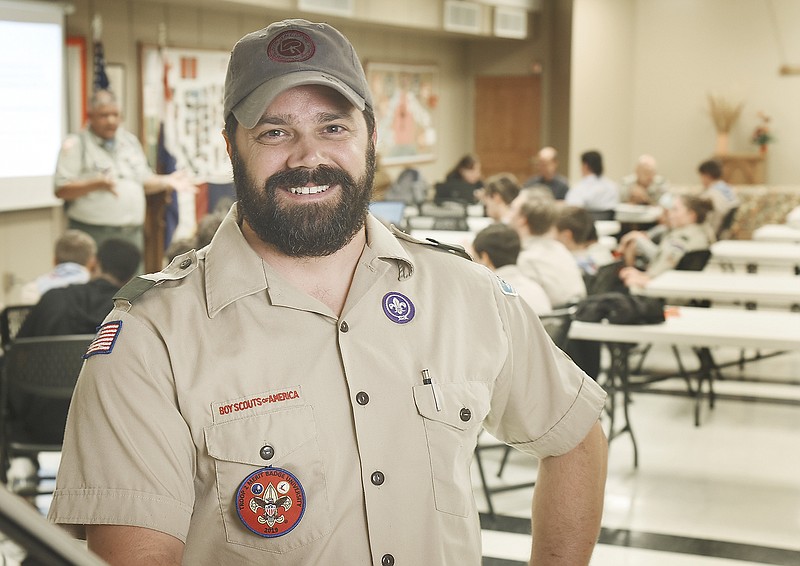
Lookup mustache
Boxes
[265,165,355,192]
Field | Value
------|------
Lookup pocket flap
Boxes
[413,381,491,431]
[204,406,316,466]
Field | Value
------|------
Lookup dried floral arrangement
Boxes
[707,93,744,133]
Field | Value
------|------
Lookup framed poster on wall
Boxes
[365,62,438,166]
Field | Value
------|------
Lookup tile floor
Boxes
[476,344,800,565]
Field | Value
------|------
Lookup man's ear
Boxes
[87,256,99,276]
[222,128,233,160]
[477,250,494,269]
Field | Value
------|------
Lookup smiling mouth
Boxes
[288,184,330,195]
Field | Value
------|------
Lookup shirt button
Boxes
[459,407,472,422]
[356,391,370,405]
[381,554,395,566]
[339,321,349,332]
[371,471,385,486]
[259,445,275,461]
[179,258,192,269]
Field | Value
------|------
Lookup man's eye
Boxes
[325,125,346,134]
[258,129,284,139]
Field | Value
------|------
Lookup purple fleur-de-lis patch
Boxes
[382,292,415,324]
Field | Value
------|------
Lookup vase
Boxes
[759,144,768,155]
[715,132,729,155]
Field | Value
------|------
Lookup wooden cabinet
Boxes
[713,153,766,185]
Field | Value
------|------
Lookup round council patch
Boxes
[235,467,306,538]
[382,291,415,324]
[267,30,315,63]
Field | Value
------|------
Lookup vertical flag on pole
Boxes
[157,46,180,249]
[92,15,109,92]
[93,40,110,91]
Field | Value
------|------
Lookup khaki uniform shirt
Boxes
[646,223,715,278]
[49,205,606,566]
[54,128,152,226]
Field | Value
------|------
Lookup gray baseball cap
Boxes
[224,19,373,129]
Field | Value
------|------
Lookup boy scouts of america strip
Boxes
[83,320,123,359]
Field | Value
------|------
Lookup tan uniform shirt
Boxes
[645,223,715,278]
[49,205,606,566]
[54,128,152,226]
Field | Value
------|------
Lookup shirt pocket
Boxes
[412,381,491,517]
[204,405,332,553]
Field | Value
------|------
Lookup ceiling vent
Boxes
[298,0,354,18]
[444,1,482,34]
[494,6,528,39]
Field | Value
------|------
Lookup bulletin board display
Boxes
[139,44,232,183]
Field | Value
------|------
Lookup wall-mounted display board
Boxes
[140,44,232,184]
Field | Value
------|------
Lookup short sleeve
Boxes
[48,310,196,542]
[482,274,606,458]
[54,134,84,189]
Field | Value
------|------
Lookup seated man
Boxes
[480,172,521,224]
[523,146,569,200]
[554,206,615,277]
[510,189,587,307]
[565,150,619,217]
[472,223,552,314]
[12,238,141,444]
[697,159,739,236]
[619,154,668,205]
[618,194,714,288]
[19,229,97,305]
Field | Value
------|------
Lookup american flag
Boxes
[158,50,179,249]
[84,320,123,359]
[93,40,110,92]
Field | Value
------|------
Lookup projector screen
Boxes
[0,0,66,212]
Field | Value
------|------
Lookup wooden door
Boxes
[474,75,541,182]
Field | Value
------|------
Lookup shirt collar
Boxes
[86,128,117,151]
[203,205,415,317]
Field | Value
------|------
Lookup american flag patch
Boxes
[83,320,123,359]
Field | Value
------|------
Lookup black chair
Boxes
[0,334,94,494]
[588,209,616,222]
[675,249,712,272]
[0,305,33,353]
[474,307,575,515]
[418,200,470,231]
[716,206,739,240]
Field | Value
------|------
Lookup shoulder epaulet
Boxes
[392,229,473,261]
[114,249,199,306]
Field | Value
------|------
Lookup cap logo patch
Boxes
[382,292,415,324]
[268,30,315,63]
[236,467,306,537]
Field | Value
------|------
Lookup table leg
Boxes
[604,343,639,469]
[694,347,717,427]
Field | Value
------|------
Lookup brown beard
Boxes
[232,142,376,257]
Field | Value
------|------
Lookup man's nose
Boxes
[285,136,325,170]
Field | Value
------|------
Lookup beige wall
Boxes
[569,0,635,182]
[570,0,800,185]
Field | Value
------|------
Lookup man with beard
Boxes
[49,19,608,566]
